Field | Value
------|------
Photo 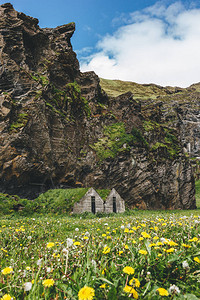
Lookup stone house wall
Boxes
[104,188,125,213]
[73,188,104,214]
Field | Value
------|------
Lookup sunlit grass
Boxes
[0,209,199,299]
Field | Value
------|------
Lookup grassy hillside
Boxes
[35,188,90,213]
[0,188,91,215]
[0,188,111,215]
[100,78,184,99]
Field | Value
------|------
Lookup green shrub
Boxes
[90,123,133,161]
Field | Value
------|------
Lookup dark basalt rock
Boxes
[0,3,196,209]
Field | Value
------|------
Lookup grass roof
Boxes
[35,188,90,213]
[96,189,111,201]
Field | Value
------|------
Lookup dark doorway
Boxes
[113,197,117,213]
[91,196,96,214]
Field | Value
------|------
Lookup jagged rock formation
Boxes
[0,3,196,209]
[100,79,200,179]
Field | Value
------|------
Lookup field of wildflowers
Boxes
[0,210,200,299]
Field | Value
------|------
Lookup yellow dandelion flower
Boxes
[129,277,140,287]
[74,241,81,246]
[139,237,144,241]
[157,288,169,296]
[1,294,12,300]
[102,234,106,237]
[141,232,151,238]
[124,245,129,250]
[132,240,137,244]
[182,243,191,248]
[139,250,147,255]
[102,246,110,254]
[123,286,138,299]
[100,283,106,288]
[1,267,13,275]
[124,228,129,233]
[46,242,55,248]
[156,242,163,246]
[168,241,178,247]
[118,251,123,255]
[194,257,200,264]
[42,278,55,287]
[166,248,175,253]
[78,286,95,300]
[101,268,106,275]
[123,266,135,275]
[123,285,133,293]
[53,253,60,258]
[132,288,139,299]
[1,248,7,253]
[189,237,198,242]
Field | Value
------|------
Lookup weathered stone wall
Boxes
[104,188,125,213]
[73,188,104,213]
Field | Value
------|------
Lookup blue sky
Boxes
[2,0,200,86]
[2,0,159,51]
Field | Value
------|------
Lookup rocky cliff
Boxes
[0,3,196,209]
[100,80,200,180]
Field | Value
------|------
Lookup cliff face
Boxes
[0,3,196,209]
[100,80,200,179]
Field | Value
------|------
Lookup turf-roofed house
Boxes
[72,188,125,214]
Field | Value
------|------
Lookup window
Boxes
[113,197,117,213]
[91,196,96,214]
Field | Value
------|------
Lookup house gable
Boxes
[73,188,104,214]
[104,188,125,213]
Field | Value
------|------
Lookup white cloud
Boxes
[80,2,200,87]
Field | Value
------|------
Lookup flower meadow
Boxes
[0,211,200,299]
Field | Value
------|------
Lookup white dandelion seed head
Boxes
[24,282,32,291]
[66,238,73,247]
[36,259,42,266]
[169,284,180,294]
[182,260,189,269]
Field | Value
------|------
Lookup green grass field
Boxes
[0,181,199,299]
[0,209,199,299]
